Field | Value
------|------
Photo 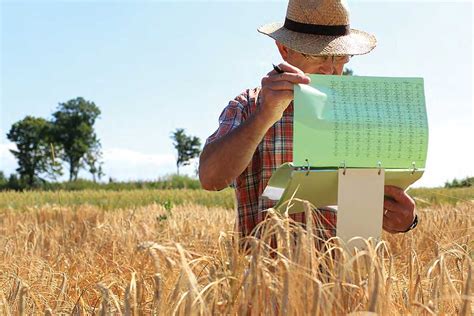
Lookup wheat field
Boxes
[0,191,472,315]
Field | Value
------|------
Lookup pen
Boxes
[272,64,284,74]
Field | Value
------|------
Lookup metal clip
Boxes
[341,161,347,175]
[411,162,417,175]
[305,159,310,176]
[377,161,382,175]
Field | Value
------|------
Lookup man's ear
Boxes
[275,41,289,61]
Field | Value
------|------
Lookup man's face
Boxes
[276,41,349,75]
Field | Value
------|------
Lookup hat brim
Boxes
[258,22,377,56]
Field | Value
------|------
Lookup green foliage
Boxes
[161,199,173,212]
[0,172,34,191]
[171,128,201,175]
[5,97,103,189]
[0,172,7,189]
[6,174,25,191]
[0,186,471,213]
[0,171,8,191]
[156,213,169,222]
[51,97,102,181]
[84,141,104,182]
[6,116,62,186]
[444,176,473,188]
[343,68,354,76]
[157,199,174,222]
[0,188,235,211]
[408,186,474,206]
[0,174,201,191]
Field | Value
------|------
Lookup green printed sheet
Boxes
[293,75,428,169]
[262,75,429,214]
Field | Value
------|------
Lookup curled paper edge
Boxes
[296,84,328,120]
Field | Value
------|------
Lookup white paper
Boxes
[336,168,385,250]
[262,186,285,201]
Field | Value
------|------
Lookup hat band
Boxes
[284,18,349,36]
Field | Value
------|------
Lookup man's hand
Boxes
[259,62,311,124]
[382,185,416,233]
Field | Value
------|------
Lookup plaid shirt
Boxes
[206,87,336,238]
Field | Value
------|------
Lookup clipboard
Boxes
[262,162,423,214]
[262,74,428,215]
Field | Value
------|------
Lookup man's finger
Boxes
[384,197,413,221]
[263,90,294,101]
[269,72,311,84]
[383,210,405,233]
[384,185,414,206]
[384,195,416,231]
[277,62,306,74]
[265,81,297,91]
[267,62,304,76]
[383,198,405,215]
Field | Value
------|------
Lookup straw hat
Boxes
[258,0,377,56]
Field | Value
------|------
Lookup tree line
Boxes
[5,97,102,188]
[444,177,473,188]
[3,69,356,191]
[2,97,202,191]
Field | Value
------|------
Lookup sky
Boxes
[1,0,473,187]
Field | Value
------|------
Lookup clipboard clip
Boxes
[377,161,382,175]
[411,162,417,175]
[305,159,310,176]
[340,161,347,175]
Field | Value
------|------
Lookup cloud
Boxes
[0,143,179,180]
[0,142,16,156]
[103,148,175,166]
[102,148,177,181]
[0,142,18,176]
[414,122,474,187]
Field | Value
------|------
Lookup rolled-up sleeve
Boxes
[205,93,248,146]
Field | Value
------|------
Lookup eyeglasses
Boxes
[301,53,353,65]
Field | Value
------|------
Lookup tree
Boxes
[343,68,354,76]
[6,116,61,186]
[171,128,201,175]
[0,171,7,189]
[51,97,102,181]
[444,176,473,188]
[7,174,23,191]
[84,139,105,182]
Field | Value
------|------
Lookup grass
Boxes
[408,187,474,206]
[0,188,234,211]
[0,175,203,191]
[0,186,472,213]
[0,186,472,314]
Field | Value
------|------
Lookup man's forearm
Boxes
[199,109,275,190]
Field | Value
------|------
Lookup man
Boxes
[199,0,417,239]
